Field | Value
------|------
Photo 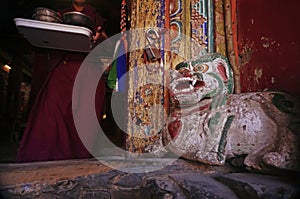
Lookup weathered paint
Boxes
[237,0,300,97]
[162,54,300,172]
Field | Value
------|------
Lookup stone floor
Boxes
[0,157,299,199]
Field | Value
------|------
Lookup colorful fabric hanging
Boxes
[106,0,128,91]
[106,45,118,90]
[116,38,127,92]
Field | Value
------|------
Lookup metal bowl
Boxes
[32,13,63,23]
[34,7,61,18]
[33,7,62,23]
[62,11,94,30]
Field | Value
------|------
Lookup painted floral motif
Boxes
[191,0,209,55]
[129,84,164,128]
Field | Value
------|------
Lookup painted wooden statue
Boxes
[162,54,299,172]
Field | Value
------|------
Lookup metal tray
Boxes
[14,18,93,53]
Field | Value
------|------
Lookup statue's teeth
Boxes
[192,79,197,86]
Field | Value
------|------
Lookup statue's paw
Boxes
[244,155,263,171]
[263,152,298,170]
[195,151,225,165]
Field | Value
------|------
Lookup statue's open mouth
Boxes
[171,77,205,95]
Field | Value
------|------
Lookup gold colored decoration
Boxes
[170,0,191,67]
[126,0,167,153]
[214,0,226,56]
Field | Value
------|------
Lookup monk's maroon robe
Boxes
[16,5,106,162]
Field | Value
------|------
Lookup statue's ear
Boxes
[216,59,228,82]
[212,56,234,94]
[212,57,229,82]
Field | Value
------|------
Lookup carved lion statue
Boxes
[162,54,300,172]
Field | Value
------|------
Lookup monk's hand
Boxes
[93,32,101,43]
[92,26,108,43]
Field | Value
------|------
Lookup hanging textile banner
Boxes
[107,0,128,91]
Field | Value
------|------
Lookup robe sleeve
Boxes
[94,10,106,33]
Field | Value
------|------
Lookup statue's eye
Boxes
[178,67,189,73]
[194,63,209,73]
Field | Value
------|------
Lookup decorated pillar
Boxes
[126,0,168,153]
[125,0,238,154]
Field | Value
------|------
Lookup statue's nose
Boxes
[195,73,203,81]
